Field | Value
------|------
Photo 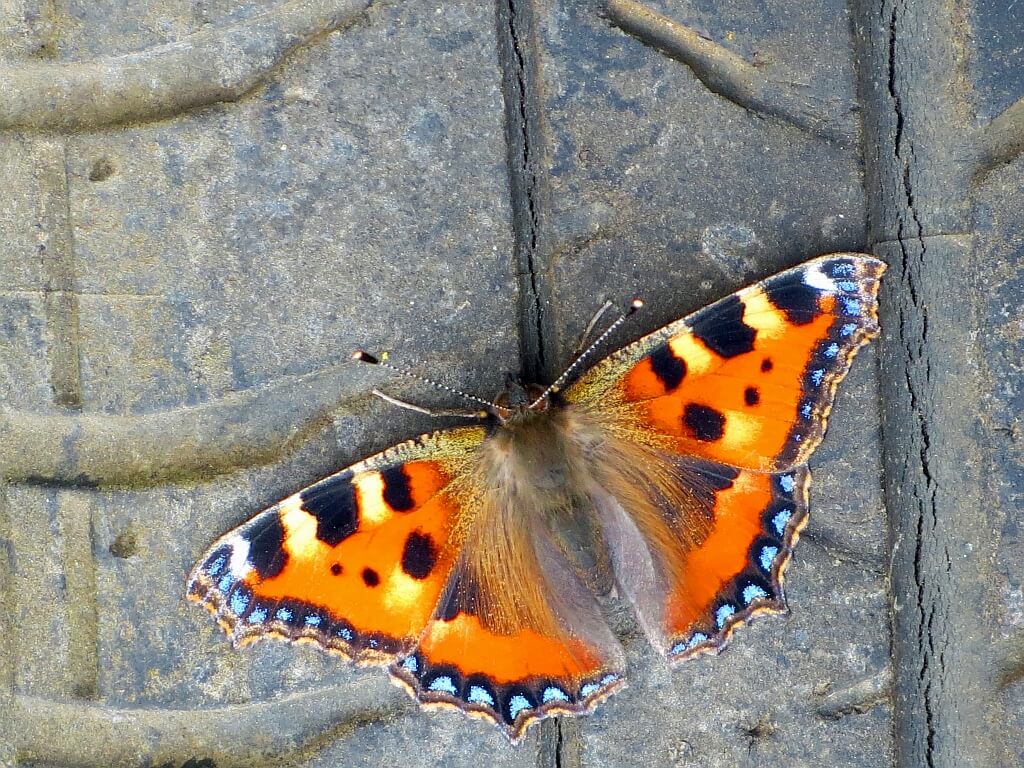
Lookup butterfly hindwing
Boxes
[591,456,809,661]
[566,254,886,472]
[662,460,809,659]
[390,495,626,743]
[187,426,487,664]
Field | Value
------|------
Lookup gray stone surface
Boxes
[1,0,1021,766]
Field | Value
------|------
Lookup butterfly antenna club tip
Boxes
[352,350,380,364]
[531,297,644,407]
[353,348,494,410]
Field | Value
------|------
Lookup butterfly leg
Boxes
[571,300,616,358]
[371,389,488,420]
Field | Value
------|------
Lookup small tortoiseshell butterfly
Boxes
[188,254,885,743]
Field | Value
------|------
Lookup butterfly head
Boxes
[490,373,551,424]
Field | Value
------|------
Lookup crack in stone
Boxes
[885,2,940,763]
[498,0,547,382]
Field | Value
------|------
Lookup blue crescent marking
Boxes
[427,676,458,695]
[772,508,792,536]
[542,686,569,703]
[801,402,813,419]
[842,298,862,316]
[337,626,353,641]
[229,589,250,615]
[759,545,779,572]
[715,604,736,629]
[508,694,531,720]
[599,674,619,686]
[217,573,234,592]
[836,280,858,292]
[688,632,709,648]
[275,607,293,622]
[824,342,840,358]
[401,656,418,673]
[779,475,795,493]
[810,369,825,386]
[467,685,495,706]
[841,322,858,337]
[579,682,600,698]
[304,614,322,627]
[830,262,855,277]
[247,606,268,624]
[206,554,227,577]
[742,584,770,604]
[669,640,687,655]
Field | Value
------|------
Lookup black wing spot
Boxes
[301,473,359,546]
[244,515,288,580]
[361,567,380,587]
[330,562,343,576]
[648,344,687,391]
[381,465,415,512]
[401,531,438,580]
[767,276,821,326]
[439,574,482,619]
[689,295,757,358]
[761,357,773,372]
[679,459,739,494]
[684,403,726,442]
[744,386,760,406]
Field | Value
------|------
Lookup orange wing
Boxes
[566,254,886,472]
[389,528,622,745]
[187,427,486,663]
[566,254,884,658]
[188,425,625,742]
[592,457,810,659]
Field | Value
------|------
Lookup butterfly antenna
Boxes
[352,350,495,411]
[530,298,644,408]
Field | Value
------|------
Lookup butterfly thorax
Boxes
[484,400,586,503]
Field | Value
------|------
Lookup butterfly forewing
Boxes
[566,254,886,472]
[187,427,486,663]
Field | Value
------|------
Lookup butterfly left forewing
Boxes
[187,426,486,664]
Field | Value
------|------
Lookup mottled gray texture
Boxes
[1,0,1021,766]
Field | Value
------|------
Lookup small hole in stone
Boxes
[89,158,116,182]
[110,528,139,558]
[740,713,777,751]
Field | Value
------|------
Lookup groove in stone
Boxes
[976,96,1024,177]
[55,492,99,699]
[0,361,367,486]
[604,0,855,146]
[7,689,403,767]
[0,0,373,131]
[35,140,82,409]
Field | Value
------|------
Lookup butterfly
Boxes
[187,254,885,743]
